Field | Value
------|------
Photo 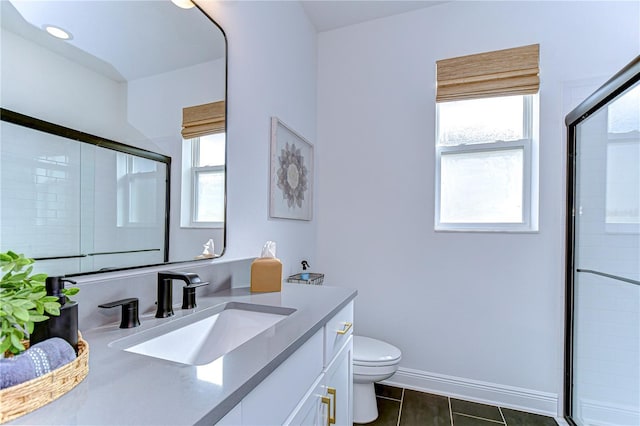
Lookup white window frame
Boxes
[181,137,225,229]
[117,154,160,228]
[435,95,538,232]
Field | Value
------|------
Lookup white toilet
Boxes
[353,335,402,424]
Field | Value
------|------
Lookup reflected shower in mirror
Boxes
[1,109,169,275]
[0,0,227,275]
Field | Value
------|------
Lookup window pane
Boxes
[606,141,640,224]
[131,156,157,173]
[440,148,523,223]
[197,133,225,167]
[130,175,157,224]
[438,96,524,146]
[608,85,639,134]
[605,85,640,225]
[196,171,224,222]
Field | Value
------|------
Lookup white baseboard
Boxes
[382,367,558,417]
[578,398,640,426]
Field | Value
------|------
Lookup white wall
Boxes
[200,0,318,275]
[316,0,639,415]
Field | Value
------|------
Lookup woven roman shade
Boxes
[436,44,539,102]
[181,100,225,139]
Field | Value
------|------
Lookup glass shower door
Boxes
[568,75,639,425]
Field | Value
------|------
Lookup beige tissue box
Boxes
[250,258,282,292]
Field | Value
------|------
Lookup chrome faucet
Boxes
[156,271,209,318]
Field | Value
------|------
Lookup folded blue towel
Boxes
[0,337,77,389]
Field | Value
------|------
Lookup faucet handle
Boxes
[181,272,208,286]
[181,281,209,310]
[184,280,209,288]
[99,298,141,329]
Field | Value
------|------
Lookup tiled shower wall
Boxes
[1,121,82,264]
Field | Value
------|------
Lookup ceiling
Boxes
[1,0,224,82]
[299,0,448,32]
[1,0,447,83]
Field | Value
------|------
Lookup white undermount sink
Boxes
[110,302,296,365]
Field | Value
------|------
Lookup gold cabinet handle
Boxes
[321,396,331,426]
[327,387,337,424]
[336,322,352,335]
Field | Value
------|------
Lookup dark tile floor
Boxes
[357,384,558,426]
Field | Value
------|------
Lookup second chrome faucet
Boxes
[156,271,209,318]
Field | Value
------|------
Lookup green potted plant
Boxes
[0,251,78,356]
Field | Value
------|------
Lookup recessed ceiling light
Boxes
[171,0,195,9]
[43,25,72,40]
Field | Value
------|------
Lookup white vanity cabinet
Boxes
[285,336,353,426]
[223,301,354,426]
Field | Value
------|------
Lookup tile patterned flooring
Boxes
[358,384,558,426]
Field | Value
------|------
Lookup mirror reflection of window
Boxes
[605,85,640,230]
[180,101,226,229]
[117,154,161,227]
[182,134,225,227]
[193,133,225,224]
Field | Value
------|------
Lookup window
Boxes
[117,153,162,227]
[605,84,640,232]
[180,100,226,228]
[181,133,225,227]
[435,44,539,232]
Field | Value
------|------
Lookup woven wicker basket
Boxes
[0,333,89,424]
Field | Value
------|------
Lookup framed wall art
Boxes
[270,117,313,220]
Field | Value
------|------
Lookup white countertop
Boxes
[9,283,357,425]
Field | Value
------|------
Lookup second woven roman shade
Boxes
[436,44,540,102]
[182,100,225,139]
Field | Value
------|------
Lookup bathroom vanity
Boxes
[8,283,356,425]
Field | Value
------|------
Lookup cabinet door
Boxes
[323,336,353,426]
[242,330,324,426]
[284,375,326,426]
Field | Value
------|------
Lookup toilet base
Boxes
[353,382,378,424]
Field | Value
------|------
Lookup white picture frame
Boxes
[269,117,313,220]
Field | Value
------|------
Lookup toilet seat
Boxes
[353,336,401,367]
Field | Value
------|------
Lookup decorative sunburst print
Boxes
[270,118,313,220]
[276,142,308,208]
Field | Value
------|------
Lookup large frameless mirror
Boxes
[0,0,227,275]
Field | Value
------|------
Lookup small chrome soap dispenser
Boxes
[30,276,79,352]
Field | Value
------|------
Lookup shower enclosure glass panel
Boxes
[566,58,639,426]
